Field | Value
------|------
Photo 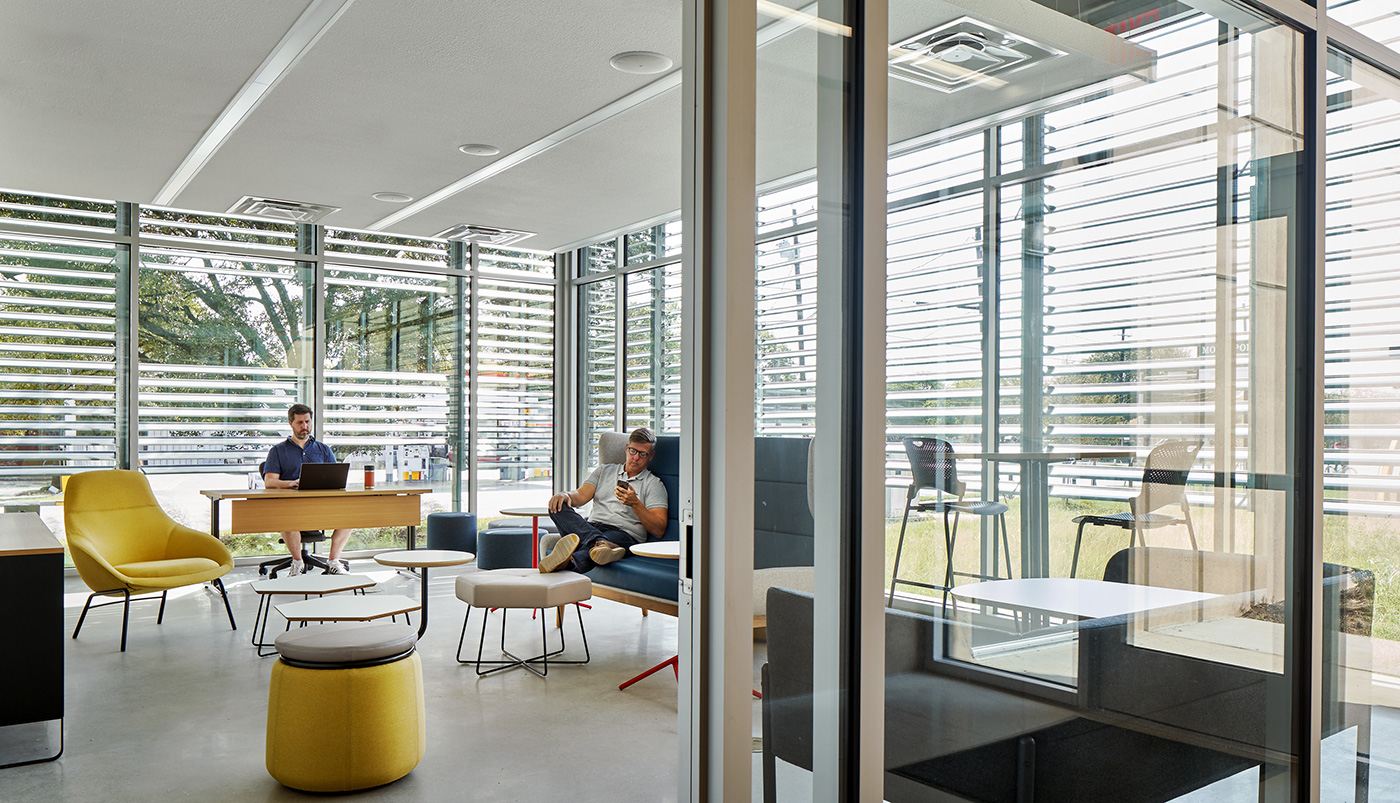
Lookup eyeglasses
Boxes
[626,446,654,459]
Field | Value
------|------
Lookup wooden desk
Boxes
[0,513,64,768]
[200,487,430,547]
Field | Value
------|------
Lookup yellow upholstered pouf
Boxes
[266,623,426,792]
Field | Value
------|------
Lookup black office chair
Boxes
[256,461,330,578]
[1070,440,1201,578]
[888,437,1012,606]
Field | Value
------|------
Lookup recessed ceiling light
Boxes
[610,51,672,75]
[371,191,413,203]
[458,143,501,156]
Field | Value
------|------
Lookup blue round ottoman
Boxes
[476,527,534,570]
[485,516,558,534]
[426,512,477,553]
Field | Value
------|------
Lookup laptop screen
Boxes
[297,461,349,491]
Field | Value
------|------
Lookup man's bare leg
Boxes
[282,530,302,559]
[326,529,351,562]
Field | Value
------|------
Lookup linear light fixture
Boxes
[152,0,357,206]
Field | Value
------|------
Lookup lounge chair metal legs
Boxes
[73,580,236,652]
[212,577,236,630]
[72,589,134,651]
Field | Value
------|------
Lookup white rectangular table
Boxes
[951,577,1217,620]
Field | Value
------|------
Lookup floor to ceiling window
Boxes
[322,230,457,548]
[0,193,121,511]
[575,226,682,467]
[135,210,313,552]
[474,246,556,519]
[0,191,555,560]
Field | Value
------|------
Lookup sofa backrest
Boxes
[652,435,681,541]
[594,433,814,556]
[755,436,816,569]
[602,432,681,542]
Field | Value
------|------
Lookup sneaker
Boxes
[287,559,305,577]
[589,542,626,565]
[539,533,580,573]
[325,559,348,575]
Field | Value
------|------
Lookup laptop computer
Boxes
[297,461,350,491]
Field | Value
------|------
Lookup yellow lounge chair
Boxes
[65,470,236,651]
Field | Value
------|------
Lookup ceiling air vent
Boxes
[433,224,536,246]
[890,17,1064,93]
[226,196,341,224]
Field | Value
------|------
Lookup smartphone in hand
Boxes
[617,479,631,491]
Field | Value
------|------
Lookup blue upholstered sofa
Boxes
[582,433,684,613]
[549,434,816,618]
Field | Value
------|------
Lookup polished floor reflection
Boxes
[0,562,682,802]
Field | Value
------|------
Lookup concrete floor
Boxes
[0,561,688,802]
[4,562,1393,802]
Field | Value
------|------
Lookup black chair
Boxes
[256,461,330,578]
[1070,440,1201,578]
[888,437,1012,606]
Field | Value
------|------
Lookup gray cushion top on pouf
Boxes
[274,622,417,664]
[456,568,592,609]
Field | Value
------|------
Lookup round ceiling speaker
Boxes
[609,51,673,75]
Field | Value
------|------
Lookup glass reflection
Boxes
[876,1,1321,800]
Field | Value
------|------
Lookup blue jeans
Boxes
[548,506,640,572]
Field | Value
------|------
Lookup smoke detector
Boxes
[433,224,536,246]
[226,196,341,224]
[890,17,1064,93]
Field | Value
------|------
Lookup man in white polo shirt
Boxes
[540,427,668,573]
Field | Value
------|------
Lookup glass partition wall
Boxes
[882,1,1325,800]
[1324,45,1400,799]
[0,193,554,558]
[556,0,1397,793]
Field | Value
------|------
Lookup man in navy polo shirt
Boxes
[264,403,351,575]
